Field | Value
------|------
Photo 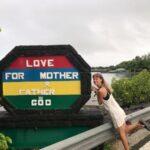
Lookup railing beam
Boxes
[41,106,150,150]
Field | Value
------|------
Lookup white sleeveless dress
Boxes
[103,94,127,128]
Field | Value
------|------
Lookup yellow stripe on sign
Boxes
[3,81,81,96]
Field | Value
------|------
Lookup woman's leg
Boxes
[125,122,144,134]
[116,123,129,150]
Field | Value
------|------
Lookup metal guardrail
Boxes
[41,106,150,150]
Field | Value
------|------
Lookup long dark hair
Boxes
[92,73,112,94]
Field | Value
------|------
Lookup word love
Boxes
[26,59,54,68]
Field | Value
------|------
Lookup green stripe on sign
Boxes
[4,95,80,110]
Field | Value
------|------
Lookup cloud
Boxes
[0,0,150,66]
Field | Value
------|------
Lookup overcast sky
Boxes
[0,0,150,67]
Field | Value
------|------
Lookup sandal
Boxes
[126,120,132,125]
[139,119,150,131]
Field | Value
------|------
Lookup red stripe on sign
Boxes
[9,56,74,69]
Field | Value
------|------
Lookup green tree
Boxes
[116,53,150,72]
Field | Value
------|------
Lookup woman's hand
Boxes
[91,86,98,97]
[91,86,98,92]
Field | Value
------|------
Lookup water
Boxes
[99,72,128,85]
[85,72,128,106]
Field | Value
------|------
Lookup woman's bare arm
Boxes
[97,90,104,105]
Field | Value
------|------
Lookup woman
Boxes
[92,73,144,150]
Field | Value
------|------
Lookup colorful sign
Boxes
[2,56,81,110]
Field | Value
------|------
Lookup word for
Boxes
[31,96,51,106]
[26,59,54,67]
[5,72,24,80]
[40,72,79,80]
[19,89,55,95]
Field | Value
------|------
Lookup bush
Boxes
[112,70,150,107]
[0,133,12,150]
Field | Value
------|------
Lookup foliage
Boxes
[116,54,150,72]
[112,70,150,107]
[0,133,12,150]
[103,143,111,150]
[93,53,150,73]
